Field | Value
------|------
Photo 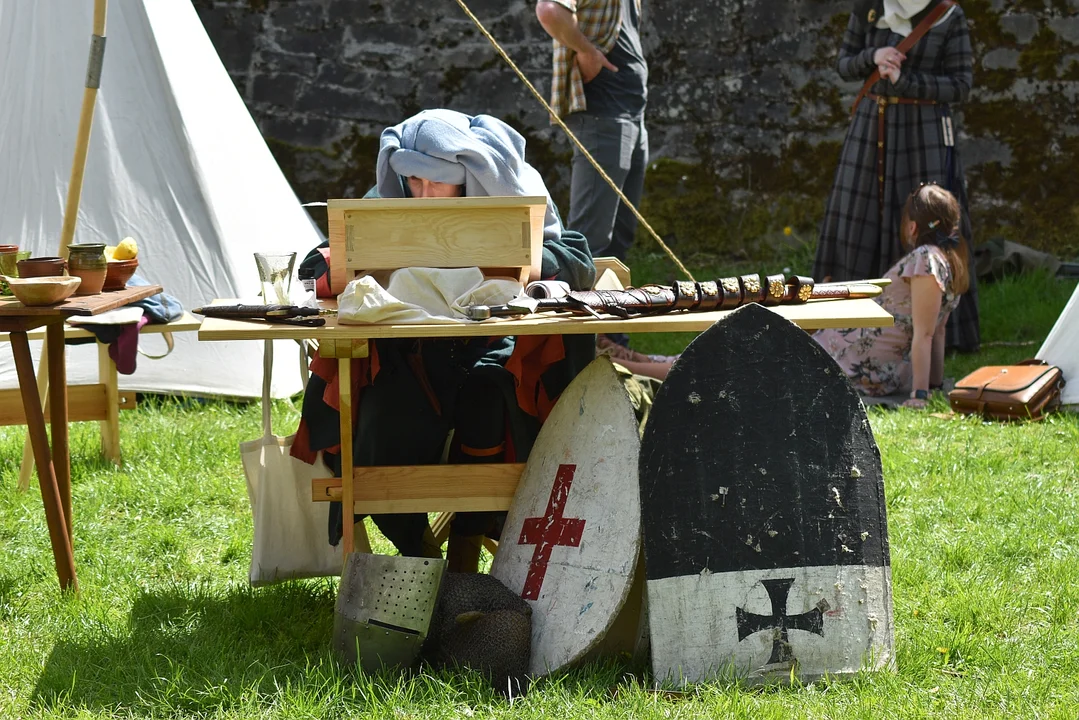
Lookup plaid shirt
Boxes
[543,0,638,118]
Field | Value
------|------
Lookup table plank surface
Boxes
[0,285,163,319]
[198,297,893,342]
[0,311,199,344]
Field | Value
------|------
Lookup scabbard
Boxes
[466,274,877,320]
[193,304,321,319]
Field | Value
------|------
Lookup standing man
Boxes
[536,0,648,264]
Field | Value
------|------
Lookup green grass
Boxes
[1,269,1077,718]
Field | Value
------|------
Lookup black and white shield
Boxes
[640,303,895,684]
[491,356,642,676]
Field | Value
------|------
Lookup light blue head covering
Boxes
[376,109,563,242]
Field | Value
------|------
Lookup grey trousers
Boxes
[565,113,648,262]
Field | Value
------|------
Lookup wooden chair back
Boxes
[326,196,547,293]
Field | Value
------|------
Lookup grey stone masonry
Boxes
[194,0,1079,256]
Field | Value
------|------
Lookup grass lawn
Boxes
[1,268,1076,719]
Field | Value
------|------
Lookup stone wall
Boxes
[194,0,1079,260]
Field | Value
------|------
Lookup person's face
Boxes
[407,176,464,198]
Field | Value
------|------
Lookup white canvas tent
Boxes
[0,0,323,398]
[1037,284,1078,407]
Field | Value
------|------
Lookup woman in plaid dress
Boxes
[813,1,979,352]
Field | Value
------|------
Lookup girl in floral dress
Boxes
[814,183,971,409]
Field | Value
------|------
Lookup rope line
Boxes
[451,0,696,282]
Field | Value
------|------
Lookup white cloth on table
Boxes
[337,267,523,324]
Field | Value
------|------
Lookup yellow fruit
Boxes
[114,237,138,260]
[104,245,117,261]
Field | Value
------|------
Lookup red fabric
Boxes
[289,345,379,463]
[315,247,334,298]
[504,334,567,422]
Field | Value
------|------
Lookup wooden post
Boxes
[59,0,108,257]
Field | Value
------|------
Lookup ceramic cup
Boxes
[68,243,108,295]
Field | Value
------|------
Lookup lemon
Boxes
[104,245,117,261]
[114,237,138,260]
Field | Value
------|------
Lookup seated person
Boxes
[813,183,970,409]
[291,109,596,570]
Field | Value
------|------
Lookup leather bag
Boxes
[948,360,1065,421]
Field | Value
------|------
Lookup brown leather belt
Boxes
[866,93,938,217]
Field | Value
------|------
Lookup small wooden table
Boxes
[0,285,162,592]
[0,312,201,469]
[199,297,894,557]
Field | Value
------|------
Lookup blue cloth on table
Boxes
[126,274,183,323]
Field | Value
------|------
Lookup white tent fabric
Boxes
[0,0,323,398]
[1037,284,1078,407]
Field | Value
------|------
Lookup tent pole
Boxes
[18,0,108,489]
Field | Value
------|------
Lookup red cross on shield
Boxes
[518,464,586,600]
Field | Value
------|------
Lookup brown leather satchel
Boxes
[948,359,1065,421]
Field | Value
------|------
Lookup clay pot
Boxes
[102,258,139,291]
[67,243,108,295]
[16,256,67,278]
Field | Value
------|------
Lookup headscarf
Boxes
[376,109,563,242]
[875,0,957,37]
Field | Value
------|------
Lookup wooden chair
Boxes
[312,196,628,566]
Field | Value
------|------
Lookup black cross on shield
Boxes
[736,578,826,664]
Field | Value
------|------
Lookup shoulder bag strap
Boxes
[849,0,957,118]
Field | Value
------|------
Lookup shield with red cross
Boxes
[490,356,642,677]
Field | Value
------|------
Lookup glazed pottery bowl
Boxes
[4,275,82,306]
[102,258,139,291]
[16,256,67,278]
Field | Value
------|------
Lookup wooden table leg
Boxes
[97,341,121,465]
[47,323,72,540]
[10,331,78,593]
[338,357,354,559]
[16,350,48,493]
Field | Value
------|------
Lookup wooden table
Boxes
[0,285,162,592]
[1,312,202,470]
[199,297,894,558]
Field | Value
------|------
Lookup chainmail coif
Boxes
[423,572,532,697]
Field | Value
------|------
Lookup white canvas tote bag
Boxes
[241,340,342,585]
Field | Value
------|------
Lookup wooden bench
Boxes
[1,312,201,488]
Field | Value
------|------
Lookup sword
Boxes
[465,275,885,321]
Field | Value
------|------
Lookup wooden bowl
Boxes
[4,275,81,306]
[103,258,139,291]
